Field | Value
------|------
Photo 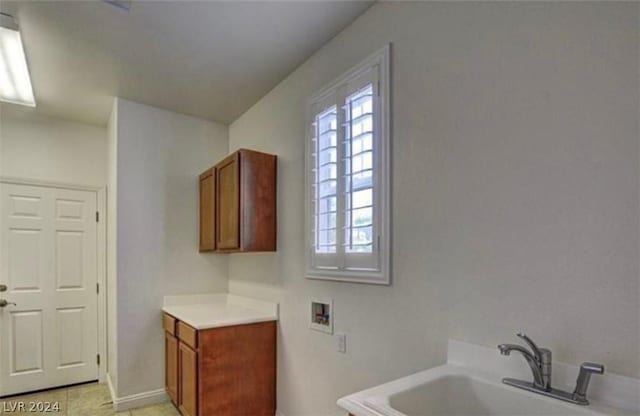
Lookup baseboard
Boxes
[106,373,117,405]
[112,388,168,411]
[106,373,168,412]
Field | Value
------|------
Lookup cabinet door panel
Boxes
[239,149,277,251]
[198,321,276,416]
[178,342,198,416]
[199,169,216,251]
[215,153,240,250]
[165,332,178,405]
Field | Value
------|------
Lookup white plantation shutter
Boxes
[306,45,390,284]
[310,92,340,269]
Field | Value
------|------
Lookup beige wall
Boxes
[228,2,640,415]
[0,104,107,187]
[110,99,229,397]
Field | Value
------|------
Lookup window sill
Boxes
[306,269,390,285]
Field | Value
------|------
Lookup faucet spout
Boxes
[497,343,546,389]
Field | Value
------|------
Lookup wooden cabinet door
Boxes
[215,153,240,250]
[165,332,178,405]
[237,149,277,252]
[199,168,216,251]
[178,341,198,416]
[198,321,276,416]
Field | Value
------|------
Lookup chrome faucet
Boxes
[498,332,552,391]
[498,332,604,406]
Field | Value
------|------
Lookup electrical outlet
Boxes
[336,333,346,353]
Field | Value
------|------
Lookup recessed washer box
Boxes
[309,298,333,334]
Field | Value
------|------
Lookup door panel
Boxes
[10,310,44,374]
[55,199,84,221]
[178,341,197,416]
[55,231,84,290]
[215,154,240,250]
[57,307,85,368]
[165,332,178,405]
[0,183,99,396]
[9,194,43,219]
[8,228,43,291]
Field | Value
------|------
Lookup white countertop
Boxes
[162,293,278,330]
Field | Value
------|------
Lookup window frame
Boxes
[305,44,391,285]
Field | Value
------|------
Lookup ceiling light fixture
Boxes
[0,12,35,107]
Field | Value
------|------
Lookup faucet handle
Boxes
[517,332,543,362]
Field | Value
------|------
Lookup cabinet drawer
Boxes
[163,313,176,335]
[177,321,198,349]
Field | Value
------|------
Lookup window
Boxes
[306,45,391,285]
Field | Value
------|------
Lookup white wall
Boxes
[228,3,640,415]
[111,99,229,398]
[0,104,107,187]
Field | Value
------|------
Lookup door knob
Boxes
[0,299,16,307]
[0,284,6,292]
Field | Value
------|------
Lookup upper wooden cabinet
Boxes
[199,168,216,252]
[199,149,277,253]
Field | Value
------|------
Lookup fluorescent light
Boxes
[0,15,35,107]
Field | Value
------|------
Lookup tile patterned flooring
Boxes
[0,383,179,416]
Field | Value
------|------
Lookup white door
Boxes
[0,183,99,397]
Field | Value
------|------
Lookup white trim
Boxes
[305,44,392,285]
[275,411,286,416]
[107,372,117,405]
[308,44,391,105]
[108,370,168,412]
[96,187,107,383]
[0,176,109,384]
[306,270,390,286]
[0,176,103,192]
[111,387,168,412]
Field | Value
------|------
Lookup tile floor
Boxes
[0,383,179,416]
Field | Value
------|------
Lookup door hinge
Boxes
[96,211,99,222]
[96,283,99,294]
[97,354,100,366]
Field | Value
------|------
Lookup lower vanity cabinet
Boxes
[163,313,276,416]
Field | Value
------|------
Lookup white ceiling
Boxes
[0,1,373,125]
